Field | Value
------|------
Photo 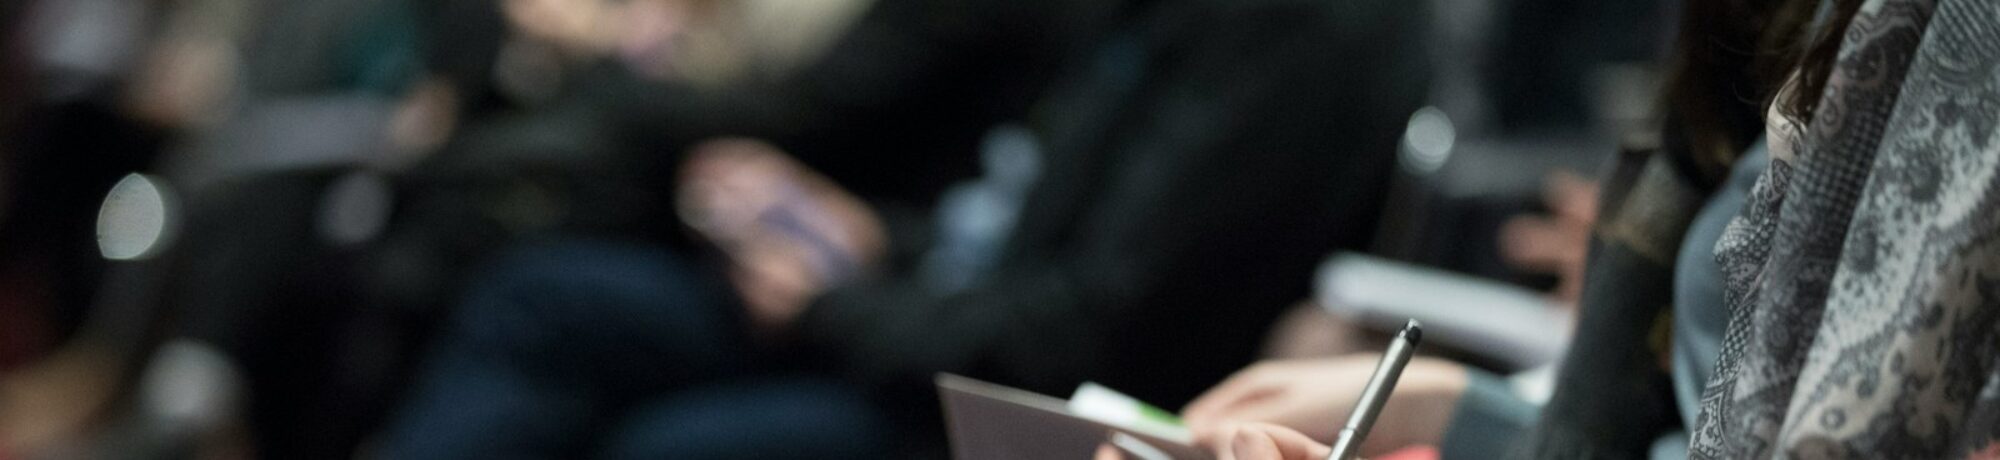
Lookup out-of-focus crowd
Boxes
[3,0,1998,458]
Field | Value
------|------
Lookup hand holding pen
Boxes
[1182,319,1454,460]
[1325,320,1421,460]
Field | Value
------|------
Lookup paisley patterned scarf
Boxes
[1689,0,2000,457]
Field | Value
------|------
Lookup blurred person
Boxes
[374,1,1131,457]
[1151,0,1817,456]
[0,0,200,452]
[0,0,884,457]
[0,0,434,456]
[4,0,522,456]
[0,0,172,367]
[381,0,1431,457]
[1683,0,2000,455]
[493,0,868,86]
[1255,170,1602,363]
[419,0,873,117]
[1,0,906,457]
[1174,143,1771,459]
[0,0,1069,456]
[1167,0,2000,458]
[1496,171,1599,306]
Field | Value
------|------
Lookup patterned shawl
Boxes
[1688,0,2000,457]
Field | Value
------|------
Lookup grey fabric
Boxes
[1671,144,1768,427]
[1689,0,2000,456]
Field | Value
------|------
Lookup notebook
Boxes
[1315,252,1571,369]
[936,374,1213,460]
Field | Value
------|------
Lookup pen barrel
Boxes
[1326,335,1417,460]
[1327,428,1362,460]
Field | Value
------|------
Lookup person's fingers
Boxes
[1093,443,1125,460]
[1223,427,1274,460]
[1544,170,1600,223]
[1225,423,1332,460]
[727,239,820,325]
[1190,397,1272,449]
[682,138,793,196]
[1501,171,1600,280]
[1209,393,1305,430]
[1186,382,1282,426]
[1210,423,1246,460]
[1222,424,1287,460]
[1496,215,1569,272]
[1259,423,1334,460]
[680,139,749,181]
[727,266,783,327]
[1261,303,1360,360]
[677,163,773,244]
[682,138,885,270]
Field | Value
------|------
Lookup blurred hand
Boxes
[0,345,123,455]
[1968,441,2000,460]
[1181,356,1465,456]
[127,37,236,128]
[725,230,828,332]
[1217,423,1334,460]
[677,138,885,333]
[1496,170,1599,306]
[503,0,616,53]
[1259,301,1370,360]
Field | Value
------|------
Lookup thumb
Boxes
[1227,423,1333,460]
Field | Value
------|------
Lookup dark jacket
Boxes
[793,0,1431,410]
[582,0,1133,210]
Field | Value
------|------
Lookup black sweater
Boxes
[792,0,1431,409]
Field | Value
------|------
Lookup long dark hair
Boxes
[1775,0,1866,124]
[1659,0,1861,183]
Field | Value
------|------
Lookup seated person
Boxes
[382,0,1431,457]
[1157,0,2000,458]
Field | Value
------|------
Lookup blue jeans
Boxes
[382,239,887,459]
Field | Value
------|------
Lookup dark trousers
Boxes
[382,239,887,459]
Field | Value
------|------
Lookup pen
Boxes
[1326,319,1422,460]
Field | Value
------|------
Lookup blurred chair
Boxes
[1368,0,1661,286]
[1310,0,1666,374]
